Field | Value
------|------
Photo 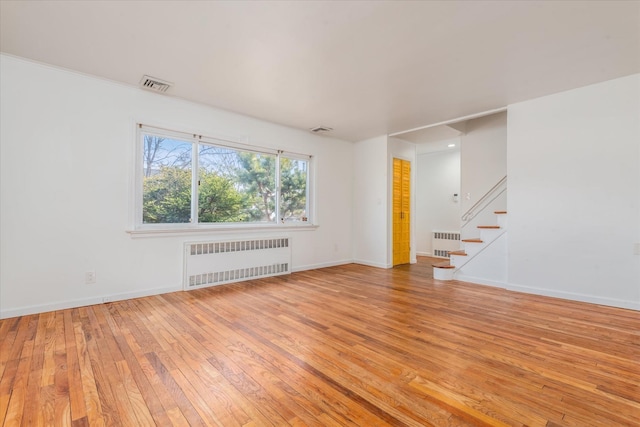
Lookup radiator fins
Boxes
[185,237,291,290]
[189,263,289,287]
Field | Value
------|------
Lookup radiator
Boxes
[184,237,291,290]
[432,231,461,258]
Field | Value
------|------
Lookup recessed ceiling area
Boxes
[1,1,638,142]
[393,125,463,154]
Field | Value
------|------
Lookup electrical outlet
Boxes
[85,271,96,284]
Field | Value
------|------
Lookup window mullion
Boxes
[306,158,311,222]
[191,139,199,224]
[275,151,282,224]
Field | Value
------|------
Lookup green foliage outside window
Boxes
[143,166,191,223]
[141,133,309,225]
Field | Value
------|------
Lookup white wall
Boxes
[507,73,640,310]
[415,145,461,255]
[352,135,389,268]
[388,138,417,264]
[460,112,507,236]
[0,55,354,318]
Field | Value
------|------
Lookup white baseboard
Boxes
[292,259,354,272]
[0,286,180,319]
[0,260,357,318]
[454,275,639,311]
[7,266,634,319]
[352,259,392,269]
[416,251,432,257]
[455,274,507,289]
[505,283,640,311]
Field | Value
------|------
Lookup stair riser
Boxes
[435,211,507,283]
[434,211,507,283]
[449,254,467,267]
[462,243,484,257]
[479,228,502,241]
[433,267,454,280]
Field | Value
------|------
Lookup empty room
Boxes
[1,1,638,426]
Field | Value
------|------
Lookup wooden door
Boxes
[393,158,411,266]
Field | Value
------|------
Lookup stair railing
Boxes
[461,175,507,228]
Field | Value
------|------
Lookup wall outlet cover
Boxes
[85,271,96,284]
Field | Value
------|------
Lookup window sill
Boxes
[126,223,319,238]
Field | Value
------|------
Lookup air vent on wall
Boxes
[309,126,333,134]
[139,75,172,93]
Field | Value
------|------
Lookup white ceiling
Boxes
[398,124,463,148]
[1,1,638,142]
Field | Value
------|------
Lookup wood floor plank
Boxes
[82,306,124,426]
[20,313,50,427]
[72,313,105,427]
[63,310,87,424]
[156,293,323,426]
[3,343,33,427]
[1,257,638,426]
[133,297,249,426]
[117,312,191,426]
[218,291,460,426]
[0,318,20,382]
[145,350,207,427]
[0,316,34,424]
[179,293,403,426]
[187,312,329,426]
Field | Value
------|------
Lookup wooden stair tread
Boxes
[449,250,467,256]
[494,210,507,214]
[432,262,455,269]
[462,238,483,243]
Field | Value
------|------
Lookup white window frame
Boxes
[130,124,316,235]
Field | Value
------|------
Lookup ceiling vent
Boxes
[139,75,172,93]
[309,126,333,134]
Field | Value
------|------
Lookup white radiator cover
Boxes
[432,230,461,258]
[184,237,291,290]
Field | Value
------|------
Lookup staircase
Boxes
[433,211,507,281]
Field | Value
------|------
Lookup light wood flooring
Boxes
[1,257,638,426]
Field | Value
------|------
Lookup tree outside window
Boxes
[140,130,310,226]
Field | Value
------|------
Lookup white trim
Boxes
[291,259,354,272]
[0,286,180,320]
[140,123,261,153]
[192,139,199,224]
[135,119,250,148]
[389,107,507,137]
[454,274,507,289]
[353,259,392,269]
[127,224,319,238]
[505,283,640,311]
[454,275,640,311]
[135,124,315,229]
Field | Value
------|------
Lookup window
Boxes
[137,125,311,228]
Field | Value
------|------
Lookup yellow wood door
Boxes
[393,158,411,266]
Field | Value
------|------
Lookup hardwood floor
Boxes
[1,257,638,426]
